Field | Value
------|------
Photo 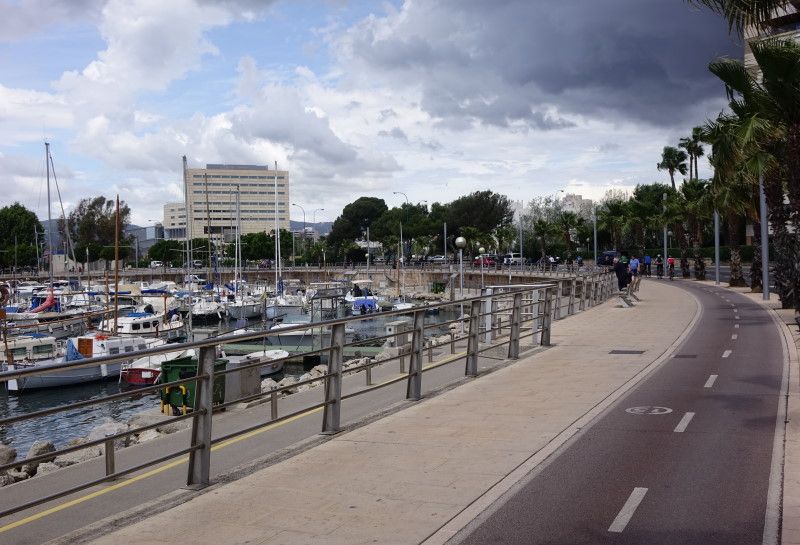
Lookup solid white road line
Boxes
[704,375,718,388]
[674,412,695,433]
[608,488,648,533]
[722,350,733,358]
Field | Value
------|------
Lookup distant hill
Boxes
[290,220,333,235]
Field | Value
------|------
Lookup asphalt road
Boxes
[457,280,785,545]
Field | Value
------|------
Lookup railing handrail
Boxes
[0,272,617,521]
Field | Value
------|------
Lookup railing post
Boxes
[491,298,499,340]
[406,310,425,400]
[579,277,586,311]
[555,280,563,320]
[322,323,345,434]
[481,287,492,344]
[270,390,278,420]
[508,292,522,359]
[104,433,116,478]
[541,287,554,346]
[465,299,481,376]
[186,345,215,489]
[531,288,541,345]
[568,278,576,315]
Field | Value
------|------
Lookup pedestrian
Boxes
[613,257,628,291]
[628,254,640,291]
[644,254,652,276]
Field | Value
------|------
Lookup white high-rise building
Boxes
[163,162,290,243]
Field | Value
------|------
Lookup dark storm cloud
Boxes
[340,0,738,128]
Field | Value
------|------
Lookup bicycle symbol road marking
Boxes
[625,406,673,415]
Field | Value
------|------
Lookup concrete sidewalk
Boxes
[85,280,699,545]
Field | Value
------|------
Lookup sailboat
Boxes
[226,186,262,320]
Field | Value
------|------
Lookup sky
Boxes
[0,0,740,226]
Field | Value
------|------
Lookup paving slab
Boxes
[85,280,699,545]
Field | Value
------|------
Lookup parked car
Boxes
[503,253,524,265]
[191,259,204,268]
[149,260,163,268]
[430,255,448,264]
[473,255,496,267]
[597,250,620,266]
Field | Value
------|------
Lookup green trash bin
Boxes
[159,356,227,415]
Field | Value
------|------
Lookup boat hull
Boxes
[5,361,122,392]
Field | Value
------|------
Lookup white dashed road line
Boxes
[608,488,648,533]
[735,323,740,329]
[674,412,695,433]
[732,334,738,340]
[722,350,732,358]
[704,375,718,388]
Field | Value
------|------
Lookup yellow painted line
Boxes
[1,347,473,534]
[0,407,320,534]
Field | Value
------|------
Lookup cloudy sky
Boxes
[0,0,739,225]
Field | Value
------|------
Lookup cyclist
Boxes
[667,255,676,280]
[655,254,664,279]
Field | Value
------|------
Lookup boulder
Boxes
[34,462,61,477]
[260,378,279,393]
[87,419,130,448]
[0,444,16,466]
[277,376,298,395]
[136,429,162,443]
[0,473,14,487]
[22,440,56,475]
[310,364,327,377]
[7,469,29,482]
[54,445,103,468]
[128,412,186,435]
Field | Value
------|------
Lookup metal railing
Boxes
[0,271,615,519]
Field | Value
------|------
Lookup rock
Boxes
[278,376,298,394]
[65,437,87,448]
[22,440,56,475]
[310,364,327,377]
[298,372,312,383]
[7,469,29,482]
[54,445,103,468]
[260,378,279,392]
[128,412,186,435]
[136,429,162,443]
[34,462,60,477]
[86,419,130,448]
[0,444,16,466]
[0,473,14,487]
[436,335,452,345]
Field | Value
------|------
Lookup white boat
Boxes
[3,333,159,392]
[391,301,415,311]
[264,294,307,318]
[191,297,226,322]
[120,340,185,385]
[226,295,262,320]
[98,309,186,341]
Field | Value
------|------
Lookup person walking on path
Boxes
[644,254,652,276]
[613,257,628,291]
[628,254,642,293]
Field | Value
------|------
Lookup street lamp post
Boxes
[478,246,485,288]
[662,193,668,264]
[393,191,408,265]
[592,205,598,264]
[455,236,466,333]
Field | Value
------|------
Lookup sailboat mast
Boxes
[182,155,191,278]
[113,195,120,332]
[274,162,279,295]
[203,173,213,282]
[235,185,241,295]
[45,142,53,286]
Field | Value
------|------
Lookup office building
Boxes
[164,162,290,243]
[744,3,800,74]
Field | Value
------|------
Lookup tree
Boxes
[657,146,689,190]
[679,127,705,180]
[327,197,388,259]
[147,240,184,266]
[0,203,43,269]
[446,191,515,237]
[59,196,132,261]
[686,0,790,34]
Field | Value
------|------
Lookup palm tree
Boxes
[708,38,800,310]
[681,179,712,280]
[679,127,706,180]
[686,0,791,34]
[657,146,689,190]
[597,199,627,250]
